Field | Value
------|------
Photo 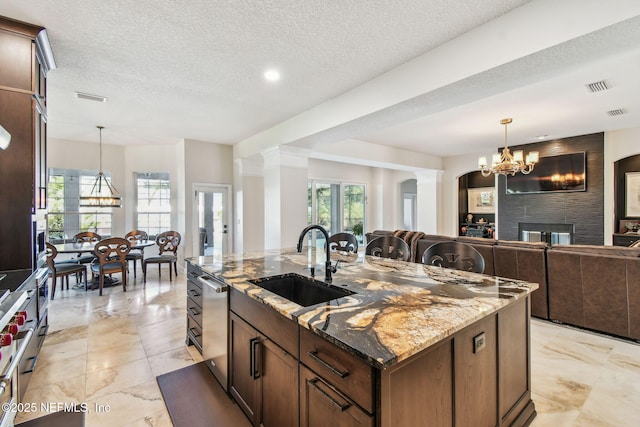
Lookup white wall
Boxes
[48,138,234,261]
[183,139,234,259]
[50,126,640,257]
[48,138,128,237]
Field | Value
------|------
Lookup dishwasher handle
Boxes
[197,275,228,293]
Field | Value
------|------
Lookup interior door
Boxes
[193,184,230,257]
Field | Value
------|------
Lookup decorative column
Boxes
[233,156,264,254]
[261,146,310,250]
[415,169,444,234]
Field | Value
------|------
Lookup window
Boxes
[308,181,366,245]
[47,168,113,242]
[136,172,171,237]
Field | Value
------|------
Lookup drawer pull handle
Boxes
[189,327,201,338]
[188,289,201,298]
[309,378,351,411]
[22,355,39,374]
[188,307,200,316]
[308,351,349,378]
[39,324,50,338]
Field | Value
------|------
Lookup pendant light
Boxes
[79,126,122,207]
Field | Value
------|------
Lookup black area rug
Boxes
[16,410,84,427]
[156,362,250,427]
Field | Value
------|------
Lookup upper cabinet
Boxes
[0,16,55,270]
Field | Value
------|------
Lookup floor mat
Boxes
[156,361,250,427]
[16,409,84,427]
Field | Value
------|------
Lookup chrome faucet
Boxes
[297,224,336,282]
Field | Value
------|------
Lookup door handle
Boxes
[249,337,261,379]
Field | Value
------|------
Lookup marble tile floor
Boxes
[15,270,640,426]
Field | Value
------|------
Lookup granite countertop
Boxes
[187,249,538,370]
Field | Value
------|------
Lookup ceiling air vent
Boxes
[586,80,609,93]
[607,109,625,116]
[74,91,107,103]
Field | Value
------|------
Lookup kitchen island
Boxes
[186,249,538,427]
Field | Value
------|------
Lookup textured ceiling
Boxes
[1,0,639,162]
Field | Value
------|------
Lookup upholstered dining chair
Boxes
[72,231,102,265]
[143,231,181,283]
[421,241,485,273]
[45,242,87,299]
[365,236,410,261]
[90,238,131,296]
[124,230,149,278]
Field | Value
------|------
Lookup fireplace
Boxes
[518,222,575,245]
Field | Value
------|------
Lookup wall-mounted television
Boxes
[506,152,586,194]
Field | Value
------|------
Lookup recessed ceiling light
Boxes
[263,69,280,82]
[536,135,548,140]
[75,91,107,103]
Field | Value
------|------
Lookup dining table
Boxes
[52,239,155,254]
[51,239,156,289]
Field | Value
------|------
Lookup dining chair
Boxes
[45,242,87,299]
[143,231,181,283]
[328,232,359,255]
[124,230,149,278]
[421,241,485,273]
[72,231,102,264]
[365,236,410,261]
[90,238,131,296]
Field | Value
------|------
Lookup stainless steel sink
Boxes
[248,273,355,307]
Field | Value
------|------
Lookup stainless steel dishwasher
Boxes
[199,272,229,391]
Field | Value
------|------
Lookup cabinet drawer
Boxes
[300,326,374,414]
[187,316,203,351]
[230,289,298,357]
[187,280,203,304]
[300,364,373,427]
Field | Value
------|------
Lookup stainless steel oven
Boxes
[0,290,32,427]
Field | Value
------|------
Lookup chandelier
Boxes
[79,126,122,208]
[478,118,539,177]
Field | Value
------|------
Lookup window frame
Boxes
[135,172,172,238]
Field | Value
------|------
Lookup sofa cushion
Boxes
[496,240,548,249]
[551,244,640,257]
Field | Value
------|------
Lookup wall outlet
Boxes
[473,332,486,353]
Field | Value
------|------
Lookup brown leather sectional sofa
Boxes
[547,244,640,340]
[366,231,640,341]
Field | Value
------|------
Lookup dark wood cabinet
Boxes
[498,298,530,426]
[454,314,497,427]
[613,233,640,247]
[226,286,533,427]
[229,312,261,425]
[379,297,534,427]
[229,291,298,427]
[0,17,53,271]
[261,337,299,427]
[0,89,34,269]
